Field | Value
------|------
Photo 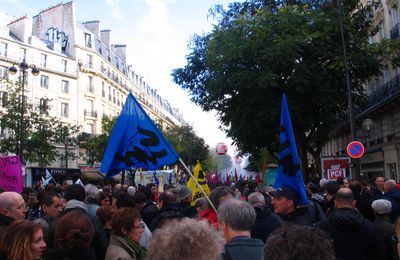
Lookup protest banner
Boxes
[0,156,23,192]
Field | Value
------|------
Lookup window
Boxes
[0,66,8,79]
[0,125,5,138]
[0,42,7,57]
[107,49,111,62]
[0,91,7,107]
[108,86,112,101]
[102,81,105,97]
[86,54,93,68]
[39,98,49,115]
[20,48,26,61]
[62,59,67,73]
[40,75,49,89]
[61,80,69,93]
[98,40,102,54]
[61,102,69,118]
[392,7,399,27]
[113,89,116,103]
[40,54,47,67]
[88,76,93,92]
[84,33,92,48]
[85,123,94,134]
[378,21,386,40]
[383,65,390,84]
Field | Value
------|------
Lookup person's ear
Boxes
[121,227,128,236]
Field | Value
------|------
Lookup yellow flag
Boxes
[139,169,145,185]
[187,161,210,205]
[158,175,164,193]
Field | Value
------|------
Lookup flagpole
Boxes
[179,158,217,212]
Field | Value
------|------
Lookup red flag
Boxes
[255,173,262,185]
[225,174,231,186]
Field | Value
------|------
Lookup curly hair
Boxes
[147,218,225,260]
[264,226,336,260]
[1,220,44,260]
[55,210,94,249]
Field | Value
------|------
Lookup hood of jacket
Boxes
[254,205,274,218]
[384,189,400,200]
[64,199,88,213]
[328,208,365,231]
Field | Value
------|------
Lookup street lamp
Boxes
[336,0,361,180]
[8,60,40,165]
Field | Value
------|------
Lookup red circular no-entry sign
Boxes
[347,141,365,159]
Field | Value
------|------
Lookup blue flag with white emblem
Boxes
[274,94,308,206]
[100,93,179,178]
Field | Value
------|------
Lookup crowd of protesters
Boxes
[0,176,400,259]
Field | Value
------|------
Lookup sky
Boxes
[0,0,238,158]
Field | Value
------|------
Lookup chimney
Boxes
[112,44,126,63]
[100,29,111,47]
[83,20,100,38]
[7,16,32,43]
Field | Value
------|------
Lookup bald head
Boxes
[334,188,355,209]
[0,192,26,220]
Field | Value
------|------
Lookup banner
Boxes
[100,93,179,177]
[274,94,308,206]
[187,161,210,205]
[0,156,23,193]
[322,157,350,179]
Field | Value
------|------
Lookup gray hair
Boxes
[85,184,99,202]
[194,197,209,211]
[248,192,265,207]
[385,179,397,189]
[217,199,256,231]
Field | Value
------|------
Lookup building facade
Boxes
[0,2,184,184]
[320,0,400,182]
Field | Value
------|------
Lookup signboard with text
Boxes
[0,156,23,192]
[322,157,350,180]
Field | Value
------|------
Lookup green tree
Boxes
[0,80,59,166]
[163,124,210,171]
[80,116,117,166]
[54,123,80,169]
[172,0,393,174]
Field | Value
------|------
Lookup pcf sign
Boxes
[347,141,365,159]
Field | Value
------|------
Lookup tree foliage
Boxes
[0,80,58,166]
[172,0,395,173]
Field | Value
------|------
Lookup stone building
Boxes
[0,2,184,184]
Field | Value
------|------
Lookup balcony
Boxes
[84,110,97,118]
[354,74,400,116]
[390,23,400,39]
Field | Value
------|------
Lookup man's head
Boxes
[157,191,176,209]
[372,199,392,217]
[375,177,384,191]
[174,186,193,203]
[64,184,86,202]
[384,180,397,193]
[0,191,26,220]
[271,186,299,216]
[334,188,355,209]
[85,184,99,204]
[248,192,265,208]
[217,199,256,241]
[40,192,62,219]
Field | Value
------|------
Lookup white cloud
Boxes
[105,0,124,19]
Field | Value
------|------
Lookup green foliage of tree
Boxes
[163,124,210,170]
[54,123,80,169]
[172,0,396,174]
[80,116,117,166]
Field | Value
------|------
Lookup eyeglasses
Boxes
[133,223,146,230]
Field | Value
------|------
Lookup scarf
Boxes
[124,236,147,260]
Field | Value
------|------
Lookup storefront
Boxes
[30,167,81,186]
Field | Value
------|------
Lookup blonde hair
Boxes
[1,220,44,260]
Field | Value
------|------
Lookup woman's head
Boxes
[55,210,95,249]
[111,207,143,242]
[1,220,46,260]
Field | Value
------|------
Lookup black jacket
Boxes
[374,216,396,260]
[383,190,400,220]
[141,201,159,227]
[44,247,97,260]
[281,206,315,226]
[251,206,281,242]
[0,214,13,241]
[149,204,183,231]
[317,208,377,260]
[222,236,264,260]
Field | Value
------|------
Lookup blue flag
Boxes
[153,171,159,186]
[100,93,179,178]
[168,173,172,184]
[179,175,186,185]
[274,94,308,206]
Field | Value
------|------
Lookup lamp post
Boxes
[8,60,40,165]
[336,0,361,180]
